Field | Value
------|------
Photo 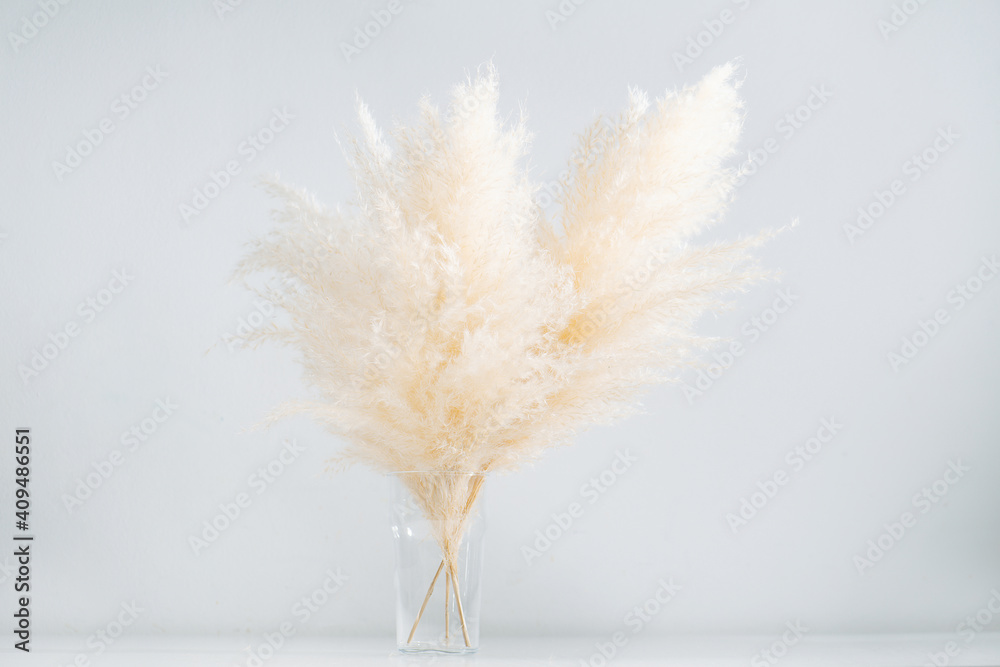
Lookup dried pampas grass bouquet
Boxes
[235,61,773,652]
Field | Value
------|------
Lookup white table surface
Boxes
[4,634,1000,666]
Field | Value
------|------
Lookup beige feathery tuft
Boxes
[236,61,770,474]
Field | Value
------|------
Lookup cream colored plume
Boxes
[235,62,769,476]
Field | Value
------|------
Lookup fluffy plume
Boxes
[235,62,769,476]
[236,62,767,476]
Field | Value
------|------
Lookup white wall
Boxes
[1,0,998,643]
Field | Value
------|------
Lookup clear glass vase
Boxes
[388,471,486,654]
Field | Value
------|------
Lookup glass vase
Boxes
[388,471,486,653]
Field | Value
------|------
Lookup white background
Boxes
[1,0,999,656]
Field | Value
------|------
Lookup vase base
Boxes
[398,643,479,655]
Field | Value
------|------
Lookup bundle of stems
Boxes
[235,62,775,646]
[397,470,484,645]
